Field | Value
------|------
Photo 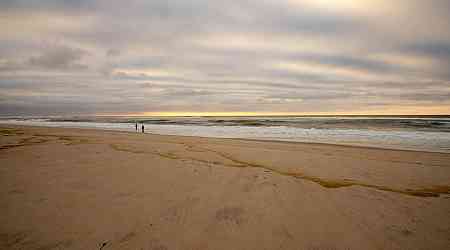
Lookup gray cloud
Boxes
[0,0,449,115]
[106,49,120,57]
[0,0,97,13]
[28,45,88,70]
[408,42,450,60]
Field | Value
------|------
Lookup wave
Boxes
[1,116,450,153]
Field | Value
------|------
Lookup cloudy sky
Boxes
[1,0,449,116]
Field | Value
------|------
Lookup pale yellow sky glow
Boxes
[270,61,381,81]
[195,33,338,54]
[289,0,394,16]
[116,105,450,117]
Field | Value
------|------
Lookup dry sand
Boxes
[0,125,449,250]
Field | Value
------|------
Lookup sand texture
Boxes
[0,125,449,250]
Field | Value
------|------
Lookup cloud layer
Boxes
[1,0,449,115]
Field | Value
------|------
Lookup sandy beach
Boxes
[0,125,449,250]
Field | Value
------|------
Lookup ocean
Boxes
[1,115,450,153]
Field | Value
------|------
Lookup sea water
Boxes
[1,116,449,153]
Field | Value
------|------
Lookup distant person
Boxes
[141,124,145,133]
[135,123,138,132]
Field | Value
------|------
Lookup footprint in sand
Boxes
[215,206,245,226]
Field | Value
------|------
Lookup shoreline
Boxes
[2,123,449,155]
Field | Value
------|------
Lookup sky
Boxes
[0,0,450,116]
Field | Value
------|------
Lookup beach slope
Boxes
[1,125,449,250]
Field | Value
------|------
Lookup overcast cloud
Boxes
[1,0,449,115]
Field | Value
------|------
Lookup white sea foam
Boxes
[1,119,450,153]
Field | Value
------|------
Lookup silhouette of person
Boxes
[135,123,138,131]
[141,124,145,133]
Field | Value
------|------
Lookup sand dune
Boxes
[1,125,449,250]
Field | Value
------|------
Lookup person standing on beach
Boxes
[135,123,138,132]
[141,124,145,133]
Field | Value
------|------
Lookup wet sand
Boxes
[0,125,449,250]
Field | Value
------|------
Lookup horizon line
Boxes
[2,112,450,118]
[97,112,450,117]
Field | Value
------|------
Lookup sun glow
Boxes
[287,0,393,15]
